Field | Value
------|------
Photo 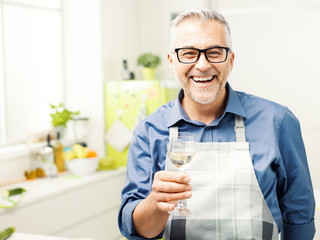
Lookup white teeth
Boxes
[193,76,213,82]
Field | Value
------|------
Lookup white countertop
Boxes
[0,167,126,211]
[9,233,93,240]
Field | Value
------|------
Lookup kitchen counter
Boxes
[0,168,126,240]
[9,232,93,240]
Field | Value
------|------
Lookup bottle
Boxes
[122,60,131,80]
[42,134,58,177]
[73,116,89,147]
[54,132,65,172]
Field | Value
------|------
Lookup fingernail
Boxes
[184,177,190,183]
[185,191,192,198]
[185,185,191,191]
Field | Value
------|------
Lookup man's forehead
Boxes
[174,19,225,38]
[174,19,226,41]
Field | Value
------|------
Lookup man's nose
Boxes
[195,53,211,71]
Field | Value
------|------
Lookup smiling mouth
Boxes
[192,76,216,83]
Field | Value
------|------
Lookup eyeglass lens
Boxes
[177,47,228,63]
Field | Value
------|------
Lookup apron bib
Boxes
[164,115,279,240]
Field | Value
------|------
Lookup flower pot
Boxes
[142,67,155,80]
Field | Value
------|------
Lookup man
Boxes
[118,8,315,240]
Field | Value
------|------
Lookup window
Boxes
[0,0,63,146]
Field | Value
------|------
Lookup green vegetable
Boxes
[2,188,26,199]
[0,227,15,240]
[0,188,26,209]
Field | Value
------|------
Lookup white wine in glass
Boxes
[168,132,195,216]
[169,152,195,169]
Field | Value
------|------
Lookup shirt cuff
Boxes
[121,199,163,240]
[121,199,143,240]
[281,219,315,240]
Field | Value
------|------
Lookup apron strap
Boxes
[234,115,246,142]
[169,116,246,142]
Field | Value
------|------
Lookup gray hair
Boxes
[170,8,232,50]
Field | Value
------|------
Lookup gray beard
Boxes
[186,79,222,105]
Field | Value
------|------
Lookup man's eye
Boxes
[182,51,197,56]
[207,50,222,56]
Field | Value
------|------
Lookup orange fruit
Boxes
[86,150,97,158]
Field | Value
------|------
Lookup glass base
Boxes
[169,206,191,216]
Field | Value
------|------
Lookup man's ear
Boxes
[229,51,235,72]
[167,52,175,74]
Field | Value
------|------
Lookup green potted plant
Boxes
[49,103,80,137]
[137,52,161,80]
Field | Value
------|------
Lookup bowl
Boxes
[65,157,99,176]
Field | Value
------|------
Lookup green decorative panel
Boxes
[105,80,179,166]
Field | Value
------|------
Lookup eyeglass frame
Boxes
[173,46,231,64]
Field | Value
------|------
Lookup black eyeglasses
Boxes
[174,46,230,64]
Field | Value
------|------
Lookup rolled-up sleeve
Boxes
[281,220,315,240]
[118,125,164,240]
[119,199,147,240]
[277,107,316,239]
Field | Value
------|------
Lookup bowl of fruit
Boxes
[64,144,99,176]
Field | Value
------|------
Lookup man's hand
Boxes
[132,170,192,238]
[150,170,192,212]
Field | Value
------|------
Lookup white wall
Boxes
[63,0,105,157]
[100,0,140,81]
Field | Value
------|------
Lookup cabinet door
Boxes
[55,207,121,240]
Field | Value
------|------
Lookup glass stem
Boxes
[177,168,185,209]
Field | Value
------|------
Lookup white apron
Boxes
[164,115,279,240]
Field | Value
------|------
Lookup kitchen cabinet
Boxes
[0,168,126,240]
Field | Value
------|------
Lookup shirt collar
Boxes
[166,82,246,128]
[225,83,246,118]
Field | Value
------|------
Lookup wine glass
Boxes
[168,132,195,216]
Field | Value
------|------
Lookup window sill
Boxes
[0,138,73,162]
[0,142,45,162]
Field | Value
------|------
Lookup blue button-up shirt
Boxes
[118,83,315,240]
